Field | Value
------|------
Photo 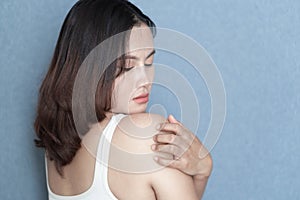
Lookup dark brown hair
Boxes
[34,0,155,176]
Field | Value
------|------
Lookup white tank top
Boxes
[45,114,126,200]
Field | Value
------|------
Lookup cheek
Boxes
[111,74,133,107]
[116,72,138,94]
[147,67,155,82]
[112,76,124,100]
[114,75,129,96]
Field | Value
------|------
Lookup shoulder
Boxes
[110,113,167,173]
[114,113,166,154]
[111,113,198,199]
[119,112,166,132]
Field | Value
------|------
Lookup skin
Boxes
[152,115,213,199]
[110,23,155,115]
[109,23,212,199]
[47,23,211,199]
[107,113,199,199]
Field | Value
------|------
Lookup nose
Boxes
[135,65,154,88]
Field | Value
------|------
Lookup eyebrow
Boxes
[124,49,156,60]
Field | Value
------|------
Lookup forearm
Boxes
[194,147,213,199]
[193,175,209,200]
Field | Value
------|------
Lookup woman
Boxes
[34,0,212,199]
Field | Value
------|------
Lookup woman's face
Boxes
[111,24,155,114]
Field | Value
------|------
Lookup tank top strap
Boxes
[104,113,127,140]
[44,113,127,200]
[93,113,127,199]
[95,113,127,168]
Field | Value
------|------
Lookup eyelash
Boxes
[124,63,153,72]
[124,67,134,72]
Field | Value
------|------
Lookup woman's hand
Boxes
[151,115,213,179]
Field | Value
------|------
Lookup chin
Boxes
[111,103,148,115]
[127,104,148,114]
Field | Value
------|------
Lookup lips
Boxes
[134,93,149,99]
[133,93,149,104]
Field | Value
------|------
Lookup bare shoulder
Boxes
[119,112,167,135]
[114,113,167,153]
[107,113,167,199]
[110,112,168,172]
[110,113,198,199]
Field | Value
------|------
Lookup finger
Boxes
[154,156,182,168]
[160,123,194,144]
[153,144,185,158]
[167,115,183,126]
[153,133,176,144]
[158,123,185,136]
[153,134,189,148]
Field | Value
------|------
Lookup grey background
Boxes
[0,0,299,199]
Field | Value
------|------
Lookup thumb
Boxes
[168,114,182,125]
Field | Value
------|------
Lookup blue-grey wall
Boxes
[1,0,299,199]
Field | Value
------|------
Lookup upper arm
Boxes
[150,167,198,200]
[111,113,198,199]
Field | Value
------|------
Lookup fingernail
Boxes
[151,144,156,151]
[153,135,157,141]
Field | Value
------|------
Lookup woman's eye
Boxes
[124,66,134,72]
[123,64,153,72]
